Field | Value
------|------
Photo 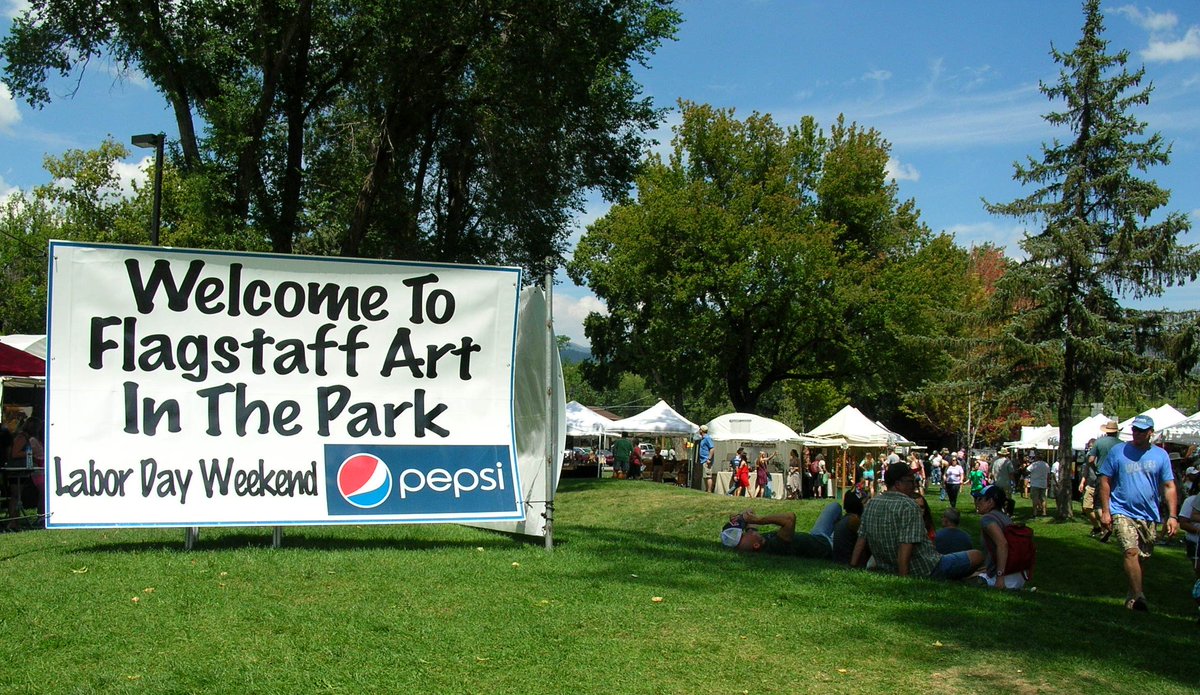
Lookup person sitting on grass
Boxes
[975,485,1027,590]
[721,503,842,560]
[850,463,984,581]
[934,507,974,555]
[831,490,865,564]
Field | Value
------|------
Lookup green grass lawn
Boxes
[1,480,1195,694]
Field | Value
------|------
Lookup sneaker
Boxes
[1125,597,1149,612]
[1099,530,1112,543]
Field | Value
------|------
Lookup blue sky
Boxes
[3,1,1199,345]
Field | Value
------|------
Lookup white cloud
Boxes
[1143,26,1200,62]
[0,175,20,206]
[3,1,30,19]
[553,291,607,346]
[1114,5,1178,33]
[886,157,919,182]
[0,83,22,133]
[862,69,892,83]
[113,156,152,199]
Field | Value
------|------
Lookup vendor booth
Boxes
[605,400,698,482]
[704,413,805,499]
[806,405,910,497]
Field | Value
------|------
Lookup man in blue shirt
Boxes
[697,425,716,493]
[1098,414,1179,612]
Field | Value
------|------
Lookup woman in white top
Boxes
[943,456,965,509]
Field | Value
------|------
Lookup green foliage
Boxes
[2,0,681,276]
[0,139,267,333]
[569,102,970,419]
[985,0,1200,514]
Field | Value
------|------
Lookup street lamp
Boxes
[131,132,164,246]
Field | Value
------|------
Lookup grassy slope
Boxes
[0,480,1195,694]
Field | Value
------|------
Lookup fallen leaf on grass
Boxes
[71,567,88,574]
[130,597,140,603]
[219,571,228,577]
[143,587,155,594]
[475,657,489,662]
[512,562,520,568]
[651,597,664,603]
[837,669,848,674]
[127,675,141,681]
[476,547,485,551]
[630,574,638,578]
[932,641,943,648]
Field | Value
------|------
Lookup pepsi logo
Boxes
[336,453,393,508]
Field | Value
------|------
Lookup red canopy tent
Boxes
[0,342,45,377]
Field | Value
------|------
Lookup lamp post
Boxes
[130,132,164,245]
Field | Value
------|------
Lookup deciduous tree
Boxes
[2,0,679,276]
[570,102,969,417]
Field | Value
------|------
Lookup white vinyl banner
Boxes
[46,242,524,528]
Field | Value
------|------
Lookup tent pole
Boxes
[543,272,555,552]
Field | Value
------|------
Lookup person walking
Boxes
[1098,415,1178,612]
[943,455,965,509]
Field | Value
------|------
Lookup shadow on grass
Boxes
[65,526,541,555]
[881,579,1198,689]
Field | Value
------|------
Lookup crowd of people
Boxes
[719,415,1200,621]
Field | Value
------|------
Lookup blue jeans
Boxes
[809,502,843,547]
[931,550,975,580]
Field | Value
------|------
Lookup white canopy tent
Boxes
[705,412,803,443]
[703,413,806,499]
[1071,413,1116,451]
[1004,424,1057,451]
[1158,410,1200,446]
[606,399,699,436]
[565,400,613,436]
[1118,403,1188,440]
[806,405,899,447]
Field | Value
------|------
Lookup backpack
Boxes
[1000,520,1036,578]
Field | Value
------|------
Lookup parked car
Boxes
[637,442,656,459]
[562,446,600,476]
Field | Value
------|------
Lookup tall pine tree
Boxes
[986,0,1200,519]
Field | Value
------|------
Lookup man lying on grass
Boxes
[850,463,984,581]
[721,502,842,559]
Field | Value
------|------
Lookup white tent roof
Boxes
[1158,410,1200,446]
[705,413,803,443]
[1118,403,1188,440]
[606,400,699,436]
[806,405,897,447]
[565,401,613,436]
[1004,424,1057,450]
[1071,413,1115,450]
[0,334,46,359]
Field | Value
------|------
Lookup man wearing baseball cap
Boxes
[1098,414,1178,612]
[720,503,842,560]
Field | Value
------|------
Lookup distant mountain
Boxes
[558,341,591,365]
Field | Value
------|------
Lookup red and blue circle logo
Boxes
[336,454,393,509]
